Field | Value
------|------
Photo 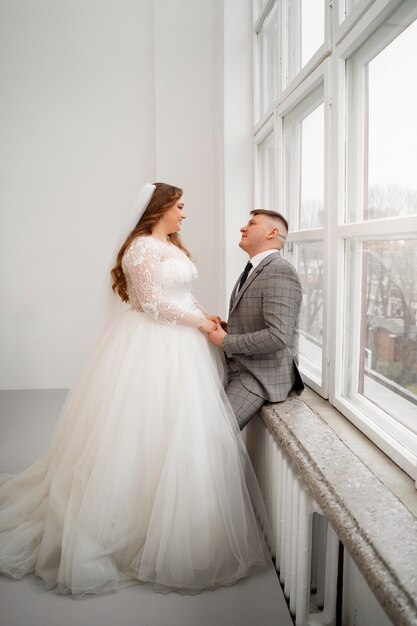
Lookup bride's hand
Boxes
[198,318,217,334]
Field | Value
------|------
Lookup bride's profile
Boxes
[0,182,269,596]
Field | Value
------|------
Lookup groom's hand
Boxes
[206,314,227,332]
[206,314,222,324]
[208,323,227,348]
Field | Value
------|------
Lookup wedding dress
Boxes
[0,236,269,596]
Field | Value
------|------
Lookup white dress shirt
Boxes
[247,249,279,278]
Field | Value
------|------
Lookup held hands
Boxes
[198,313,224,334]
[206,314,222,325]
[198,314,228,348]
[198,318,217,334]
[205,314,227,332]
[207,322,227,348]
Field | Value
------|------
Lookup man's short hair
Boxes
[250,209,289,235]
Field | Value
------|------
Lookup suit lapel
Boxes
[229,252,280,315]
[229,270,244,312]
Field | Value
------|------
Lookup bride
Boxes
[0,182,269,596]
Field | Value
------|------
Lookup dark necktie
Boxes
[238,261,253,291]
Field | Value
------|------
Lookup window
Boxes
[340,9,417,476]
[367,21,417,220]
[282,89,326,387]
[282,83,326,391]
[256,3,279,120]
[345,239,417,439]
[257,128,276,209]
[253,0,417,480]
[300,0,325,68]
[299,104,324,230]
[283,0,326,91]
[347,17,417,223]
[284,98,325,230]
[296,240,324,385]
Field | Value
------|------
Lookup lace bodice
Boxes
[122,236,203,326]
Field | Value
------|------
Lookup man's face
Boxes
[239,213,275,256]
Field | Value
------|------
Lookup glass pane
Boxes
[258,4,279,118]
[285,0,325,88]
[348,21,417,222]
[296,241,324,384]
[300,104,324,229]
[301,0,325,68]
[258,131,275,209]
[346,239,417,433]
[367,20,417,220]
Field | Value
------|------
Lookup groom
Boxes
[208,210,304,429]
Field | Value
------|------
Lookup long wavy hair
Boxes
[111,182,190,302]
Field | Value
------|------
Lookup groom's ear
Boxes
[267,227,279,239]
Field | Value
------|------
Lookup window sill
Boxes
[301,387,417,516]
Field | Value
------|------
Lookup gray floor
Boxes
[0,390,293,626]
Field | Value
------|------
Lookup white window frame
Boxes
[336,0,378,35]
[279,62,331,397]
[331,0,417,481]
[253,0,417,483]
[280,0,331,101]
[254,0,280,124]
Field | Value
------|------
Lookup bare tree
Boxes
[365,185,417,389]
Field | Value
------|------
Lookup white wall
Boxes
[154,0,224,314]
[0,0,229,389]
[223,0,254,304]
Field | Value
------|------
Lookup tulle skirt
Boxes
[0,310,269,596]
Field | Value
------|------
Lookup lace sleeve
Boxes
[123,238,201,327]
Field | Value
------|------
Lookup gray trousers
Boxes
[226,369,265,430]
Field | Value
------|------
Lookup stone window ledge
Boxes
[260,391,417,626]
[301,388,417,517]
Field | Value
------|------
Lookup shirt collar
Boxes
[249,249,279,270]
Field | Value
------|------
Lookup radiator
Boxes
[246,416,340,626]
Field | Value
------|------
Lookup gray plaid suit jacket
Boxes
[223,252,304,402]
